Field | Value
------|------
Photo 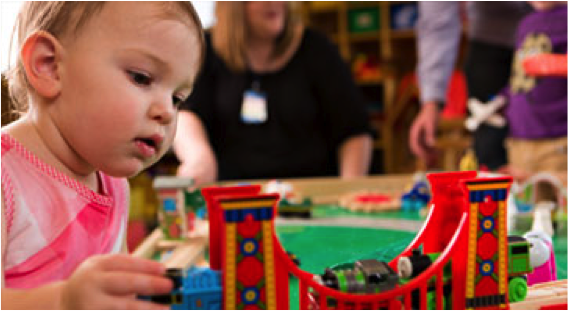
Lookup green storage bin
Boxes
[348,7,380,33]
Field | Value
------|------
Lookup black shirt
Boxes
[181,29,371,180]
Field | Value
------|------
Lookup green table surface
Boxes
[276,204,567,310]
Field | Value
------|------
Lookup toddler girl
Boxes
[2,2,203,309]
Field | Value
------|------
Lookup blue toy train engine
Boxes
[141,267,222,310]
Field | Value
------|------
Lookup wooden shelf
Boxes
[303,1,420,174]
[390,30,415,39]
[348,31,382,42]
[307,2,341,13]
[356,77,383,85]
[329,33,339,43]
[373,139,385,149]
[347,2,383,9]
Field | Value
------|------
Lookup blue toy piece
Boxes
[141,267,222,309]
[515,199,534,213]
[389,3,418,30]
[171,267,222,310]
[401,181,431,212]
[196,207,208,219]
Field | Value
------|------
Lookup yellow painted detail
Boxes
[225,223,237,310]
[466,202,478,299]
[483,219,493,229]
[498,201,508,297]
[245,290,257,301]
[220,200,275,210]
[466,183,510,191]
[244,241,255,253]
[262,220,277,310]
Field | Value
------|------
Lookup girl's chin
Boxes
[102,162,147,178]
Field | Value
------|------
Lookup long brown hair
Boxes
[6,1,204,115]
[212,2,303,72]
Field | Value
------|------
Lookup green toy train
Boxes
[397,235,532,308]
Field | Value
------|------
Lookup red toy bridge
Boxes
[202,171,513,310]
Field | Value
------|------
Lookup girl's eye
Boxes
[127,70,152,86]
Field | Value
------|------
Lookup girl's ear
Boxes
[20,31,63,99]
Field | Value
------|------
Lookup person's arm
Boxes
[2,283,68,309]
[523,1,568,78]
[3,255,172,309]
[416,2,462,106]
[338,133,373,178]
[410,2,462,162]
[409,101,440,165]
[523,54,568,77]
[173,111,217,187]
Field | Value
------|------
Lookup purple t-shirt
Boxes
[505,5,567,139]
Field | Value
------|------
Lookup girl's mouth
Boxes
[134,138,158,158]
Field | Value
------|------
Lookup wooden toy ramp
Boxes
[203,171,514,310]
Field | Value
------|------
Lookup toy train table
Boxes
[134,172,567,310]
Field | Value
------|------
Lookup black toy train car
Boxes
[315,259,399,294]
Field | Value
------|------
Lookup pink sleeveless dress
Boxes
[1,133,129,288]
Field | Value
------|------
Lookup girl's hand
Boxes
[61,254,173,309]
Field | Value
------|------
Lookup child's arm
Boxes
[2,254,173,309]
[523,54,568,77]
[2,283,67,309]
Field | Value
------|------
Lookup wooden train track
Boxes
[216,174,413,205]
[132,220,209,269]
[510,279,567,310]
[338,191,402,212]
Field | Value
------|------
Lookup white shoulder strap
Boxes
[0,187,8,288]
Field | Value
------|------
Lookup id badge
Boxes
[241,90,267,124]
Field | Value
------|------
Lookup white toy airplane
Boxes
[465,96,507,131]
[531,201,556,237]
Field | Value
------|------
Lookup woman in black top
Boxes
[174,2,373,184]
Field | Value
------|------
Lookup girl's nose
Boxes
[149,95,176,124]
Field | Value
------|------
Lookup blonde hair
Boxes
[212,2,303,72]
[6,1,204,115]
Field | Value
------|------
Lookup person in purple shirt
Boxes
[503,2,567,181]
[500,1,567,236]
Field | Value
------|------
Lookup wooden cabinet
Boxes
[302,1,421,173]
